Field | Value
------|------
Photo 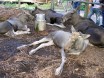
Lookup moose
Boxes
[62,9,104,47]
[0,10,34,37]
[31,7,63,25]
[17,26,90,76]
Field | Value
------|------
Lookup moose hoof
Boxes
[29,50,36,55]
[17,45,27,50]
[55,67,63,76]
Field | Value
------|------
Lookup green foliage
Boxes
[38,3,51,9]
[80,3,85,11]
[20,3,37,10]
[0,2,50,10]
[3,2,17,8]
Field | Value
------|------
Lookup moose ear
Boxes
[70,10,74,14]
[82,34,90,39]
[73,6,80,13]
[71,25,76,33]
[77,32,90,39]
[69,9,75,14]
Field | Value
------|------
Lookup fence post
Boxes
[84,0,89,18]
[18,0,21,8]
[51,0,54,10]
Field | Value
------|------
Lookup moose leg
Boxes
[29,40,54,55]
[29,37,52,46]
[17,37,51,50]
[14,30,31,35]
[55,48,66,76]
[5,29,15,37]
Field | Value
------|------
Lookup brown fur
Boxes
[31,7,63,24]
[62,10,104,47]
[0,11,34,37]
[64,32,80,50]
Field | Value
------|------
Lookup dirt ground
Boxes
[0,7,104,78]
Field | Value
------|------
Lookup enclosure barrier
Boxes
[78,0,104,17]
[51,0,104,17]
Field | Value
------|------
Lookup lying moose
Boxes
[17,26,90,76]
[62,9,104,47]
[0,10,34,37]
[31,7,63,25]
